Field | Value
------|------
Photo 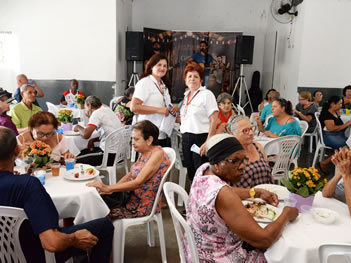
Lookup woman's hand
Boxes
[86,181,111,195]
[159,107,169,116]
[332,147,351,178]
[256,189,279,207]
[282,206,299,222]
[63,151,76,160]
[253,114,262,125]
[169,104,179,115]
[200,142,207,156]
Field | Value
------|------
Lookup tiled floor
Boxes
[114,139,336,262]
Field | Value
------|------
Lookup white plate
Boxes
[63,164,99,181]
[63,130,80,136]
[311,208,337,224]
[255,184,289,200]
[243,200,282,223]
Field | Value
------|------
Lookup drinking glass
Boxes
[284,197,297,207]
[65,159,75,171]
[51,163,60,176]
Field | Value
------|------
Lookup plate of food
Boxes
[243,200,281,223]
[63,164,99,181]
[63,130,80,136]
[255,184,289,200]
[311,208,337,224]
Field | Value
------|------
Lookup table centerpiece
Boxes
[57,109,73,131]
[76,95,85,109]
[23,140,53,174]
[281,166,327,211]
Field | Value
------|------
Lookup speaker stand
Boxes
[232,64,254,113]
[128,61,140,88]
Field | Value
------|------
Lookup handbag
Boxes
[102,191,131,209]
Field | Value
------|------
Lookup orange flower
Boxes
[39,151,46,155]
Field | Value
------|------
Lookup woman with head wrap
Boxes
[184,134,298,263]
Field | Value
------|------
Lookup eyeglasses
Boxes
[35,130,55,138]
[241,126,256,135]
[224,158,248,166]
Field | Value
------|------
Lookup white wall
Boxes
[298,0,351,88]
[116,0,132,96]
[0,0,116,93]
[131,0,272,91]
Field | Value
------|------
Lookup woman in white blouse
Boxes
[180,63,218,181]
[130,54,178,147]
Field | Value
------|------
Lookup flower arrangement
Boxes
[23,140,53,168]
[57,109,73,123]
[76,95,85,105]
[281,167,327,197]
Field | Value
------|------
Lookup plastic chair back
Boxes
[46,102,59,117]
[110,96,124,111]
[236,104,246,116]
[319,243,351,263]
[299,120,309,137]
[315,112,326,145]
[163,182,199,263]
[0,206,28,263]
[264,135,301,180]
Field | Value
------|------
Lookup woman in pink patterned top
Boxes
[87,120,170,219]
[185,134,298,262]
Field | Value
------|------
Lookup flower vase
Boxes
[77,103,84,109]
[61,122,73,132]
[290,193,315,212]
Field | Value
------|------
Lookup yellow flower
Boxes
[306,180,315,188]
[297,182,301,186]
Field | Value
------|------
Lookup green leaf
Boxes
[296,186,310,197]
[315,181,324,192]
[281,178,296,193]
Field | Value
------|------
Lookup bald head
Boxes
[16,74,28,87]
[0,127,17,161]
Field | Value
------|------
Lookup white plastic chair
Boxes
[304,125,318,153]
[95,125,132,185]
[0,206,64,263]
[163,182,200,263]
[236,104,246,116]
[312,112,333,167]
[46,102,59,117]
[299,120,309,137]
[112,147,176,263]
[264,135,301,182]
[291,120,308,167]
[319,243,351,263]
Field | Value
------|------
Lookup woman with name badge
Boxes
[180,63,218,182]
[130,54,178,147]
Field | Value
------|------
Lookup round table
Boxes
[14,166,109,225]
[64,130,100,156]
[265,191,351,263]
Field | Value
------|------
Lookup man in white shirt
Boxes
[74,96,122,166]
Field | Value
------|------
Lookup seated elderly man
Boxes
[14,74,44,107]
[0,127,114,263]
[10,84,43,133]
[60,79,85,105]
[323,147,351,216]
[74,95,122,166]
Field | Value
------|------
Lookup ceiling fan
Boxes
[271,0,304,24]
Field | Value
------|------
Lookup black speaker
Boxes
[235,35,255,64]
[126,32,144,61]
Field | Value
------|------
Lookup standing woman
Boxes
[131,54,177,147]
[180,63,218,181]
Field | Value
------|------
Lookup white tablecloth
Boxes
[265,191,351,263]
[64,130,100,156]
[14,167,109,225]
[255,136,278,155]
[340,114,351,137]
[56,104,89,125]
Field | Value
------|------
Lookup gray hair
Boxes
[85,95,102,108]
[20,84,35,93]
[217,92,233,104]
[226,115,249,133]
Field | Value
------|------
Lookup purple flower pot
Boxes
[61,122,73,132]
[290,193,315,212]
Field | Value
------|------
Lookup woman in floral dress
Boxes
[87,120,170,219]
[184,134,298,262]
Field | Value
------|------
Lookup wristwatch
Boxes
[249,188,256,199]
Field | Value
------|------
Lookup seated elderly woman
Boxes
[294,91,318,133]
[255,98,301,138]
[215,92,236,134]
[227,115,273,188]
[87,120,170,219]
[17,111,75,162]
[185,134,298,262]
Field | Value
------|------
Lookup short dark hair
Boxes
[29,111,59,129]
[313,90,322,97]
[343,85,351,96]
[132,120,159,145]
[200,40,208,46]
[124,87,135,98]
[0,127,17,161]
